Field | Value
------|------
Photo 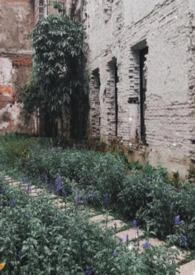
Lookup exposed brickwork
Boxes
[89,69,101,138]
[84,0,194,178]
[12,57,32,67]
[0,85,14,96]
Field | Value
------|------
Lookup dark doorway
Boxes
[91,68,101,138]
[108,57,119,137]
[114,59,119,137]
[139,47,148,144]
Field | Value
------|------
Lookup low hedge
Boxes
[0,178,178,275]
[1,136,195,249]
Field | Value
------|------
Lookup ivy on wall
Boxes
[21,14,88,139]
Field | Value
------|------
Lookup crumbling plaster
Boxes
[0,0,34,134]
[0,0,33,52]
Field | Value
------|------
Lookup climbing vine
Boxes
[21,14,88,139]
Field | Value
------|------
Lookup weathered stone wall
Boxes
[0,0,34,134]
[85,0,194,178]
[188,0,195,177]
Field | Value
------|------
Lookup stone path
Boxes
[3,175,194,275]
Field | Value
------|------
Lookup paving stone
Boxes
[28,185,40,191]
[29,189,44,197]
[53,201,66,209]
[115,228,144,242]
[54,198,65,204]
[34,188,44,193]
[7,180,15,184]
[179,260,195,275]
[20,183,28,188]
[46,194,58,200]
[29,192,39,197]
[89,214,114,223]
[87,209,97,216]
[103,219,127,230]
[9,181,20,187]
[4,176,12,180]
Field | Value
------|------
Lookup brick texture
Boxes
[84,0,194,178]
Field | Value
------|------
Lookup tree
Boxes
[21,14,88,139]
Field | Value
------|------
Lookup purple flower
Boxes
[75,192,82,206]
[62,188,67,199]
[85,267,93,275]
[180,235,188,248]
[112,249,118,257]
[9,199,16,207]
[132,219,139,228]
[16,249,22,261]
[0,186,5,195]
[143,242,151,250]
[41,173,48,184]
[174,215,182,225]
[55,175,63,193]
[103,193,110,209]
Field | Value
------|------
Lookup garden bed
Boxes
[0,176,178,274]
[0,135,195,273]
[1,136,194,248]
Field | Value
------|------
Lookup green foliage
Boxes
[53,1,65,13]
[118,166,168,218]
[21,15,87,137]
[1,136,195,249]
[118,172,153,219]
[138,182,182,238]
[23,148,126,207]
[0,135,38,170]
[0,179,178,274]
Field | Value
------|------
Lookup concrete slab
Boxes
[179,260,195,275]
[53,201,66,209]
[4,176,12,180]
[46,194,58,200]
[9,181,20,187]
[89,214,114,223]
[115,228,144,242]
[104,219,127,230]
[29,192,39,197]
[29,189,44,197]
[87,209,97,216]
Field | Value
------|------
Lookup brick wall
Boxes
[84,0,193,178]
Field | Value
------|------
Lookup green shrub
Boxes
[139,182,182,238]
[0,180,178,275]
[118,172,153,219]
[1,137,195,249]
[0,135,39,170]
[24,147,126,207]
[118,166,168,218]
